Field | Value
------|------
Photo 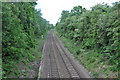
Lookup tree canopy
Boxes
[2,2,53,77]
[56,2,120,72]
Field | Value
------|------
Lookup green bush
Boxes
[56,2,119,72]
[2,2,53,77]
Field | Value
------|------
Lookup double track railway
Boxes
[39,30,91,79]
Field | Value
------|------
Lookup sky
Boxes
[35,0,119,25]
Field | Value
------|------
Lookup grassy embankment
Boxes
[56,32,118,78]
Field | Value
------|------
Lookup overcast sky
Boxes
[35,0,119,25]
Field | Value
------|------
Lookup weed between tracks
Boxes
[56,32,118,78]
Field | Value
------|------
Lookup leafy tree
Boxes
[56,2,120,72]
[2,2,53,77]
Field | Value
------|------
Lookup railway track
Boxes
[39,30,91,79]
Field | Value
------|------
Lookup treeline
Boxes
[2,2,53,76]
[56,2,119,72]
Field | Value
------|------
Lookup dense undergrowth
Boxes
[2,2,53,78]
[56,1,120,78]
[58,35,118,78]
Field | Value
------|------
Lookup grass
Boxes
[56,32,118,78]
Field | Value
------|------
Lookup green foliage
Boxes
[56,2,120,73]
[2,2,53,77]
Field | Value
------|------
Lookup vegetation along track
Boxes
[39,30,92,79]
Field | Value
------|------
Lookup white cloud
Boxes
[35,0,119,25]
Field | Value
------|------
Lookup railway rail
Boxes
[39,30,91,79]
